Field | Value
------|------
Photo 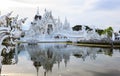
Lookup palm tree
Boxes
[102,27,113,40]
[102,27,113,46]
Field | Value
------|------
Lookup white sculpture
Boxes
[0,11,27,46]
[11,15,19,28]
[16,17,27,30]
[0,11,13,27]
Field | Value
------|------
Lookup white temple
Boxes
[0,8,117,43]
[25,8,102,42]
[26,8,70,39]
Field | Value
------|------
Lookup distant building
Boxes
[115,32,120,41]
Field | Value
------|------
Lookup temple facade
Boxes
[26,8,71,39]
[25,8,108,41]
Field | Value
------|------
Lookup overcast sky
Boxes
[0,0,120,31]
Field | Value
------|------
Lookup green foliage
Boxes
[102,27,113,38]
[72,25,113,39]
[95,29,104,35]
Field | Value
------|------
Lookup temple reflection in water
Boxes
[0,43,119,76]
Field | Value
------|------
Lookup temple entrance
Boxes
[47,24,53,35]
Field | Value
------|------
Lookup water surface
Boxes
[1,43,120,76]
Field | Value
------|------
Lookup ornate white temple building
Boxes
[25,8,102,42]
[26,8,71,39]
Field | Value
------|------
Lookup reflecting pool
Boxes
[1,43,120,76]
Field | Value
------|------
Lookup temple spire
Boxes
[64,17,68,26]
[65,17,67,23]
[58,16,60,23]
[34,7,42,20]
[44,8,46,12]
[37,7,39,15]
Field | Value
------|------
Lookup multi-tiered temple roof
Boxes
[26,8,71,39]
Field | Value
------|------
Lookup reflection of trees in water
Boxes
[98,48,113,56]
[72,47,99,61]
[73,47,114,60]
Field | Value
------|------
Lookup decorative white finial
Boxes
[64,17,68,25]
[57,16,61,23]
[45,8,46,12]
[65,17,67,22]
[37,7,39,15]
[58,16,60,21]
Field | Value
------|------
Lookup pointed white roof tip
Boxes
[44,8,49,13]
[65,17,68,22]
[13,14,19,20]
[16,14,19,18]
[64,17,68,23]
[65,17,67,19]
[37,7,39,15]
[50,10,52,13]
[58,16,60,20]
[57,17,61,23]
[49,10,52,16]
[44,8,46,12]
[7,11,13,16]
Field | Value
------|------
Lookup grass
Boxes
[2,40,120,48]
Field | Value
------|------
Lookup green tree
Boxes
[102,27,113,38]
[95,29,104,35]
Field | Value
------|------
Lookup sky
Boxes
[0,0,120,31]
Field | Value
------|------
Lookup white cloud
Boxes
[0,0,120,31]
[94,0,120,10]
